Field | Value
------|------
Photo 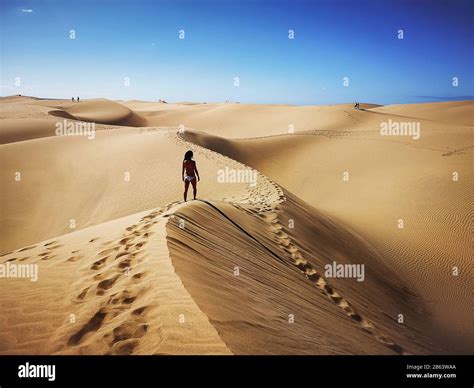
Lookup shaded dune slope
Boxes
[167,197,439,354]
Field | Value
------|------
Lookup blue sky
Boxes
[1,0,473,104]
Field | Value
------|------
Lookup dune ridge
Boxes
[165,131,440,354]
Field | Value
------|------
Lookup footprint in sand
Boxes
[76,286,90,301]
[133,242,146,250]
[119,237,136,246]
[67,308,109,346]
[103,319,150,355]
[46,244,63,250]
[18,245,37,252]
[96,275,120,296]
[116,256,132,269]
[93,273,106,281]
[107,289,137,306]
[67,255,83,263]
[90,256,109,270]
[131,272,146,281]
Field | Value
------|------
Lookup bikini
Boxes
[184,160,196,182]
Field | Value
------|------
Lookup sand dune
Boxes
[0,204,231,354]
[167,196,438,354]
[180,116,473,353]
[370,100,474,127]
[124,101,391,138]
[0,127,252,253]
[0,97,146,144]
[0,97,472,354]
[49,99,147,127]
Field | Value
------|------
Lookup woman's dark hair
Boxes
[184,150,193,161]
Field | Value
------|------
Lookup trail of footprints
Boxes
[244,203,407,355]
[67,201,179,354]
[2,200,178,354]
[2,240,66,264]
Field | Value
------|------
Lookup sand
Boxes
[0,96,472,354]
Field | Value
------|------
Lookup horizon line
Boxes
[2,94,473,107]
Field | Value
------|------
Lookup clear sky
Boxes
[1,0,473,105]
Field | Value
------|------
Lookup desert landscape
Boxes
[0,96,472,355]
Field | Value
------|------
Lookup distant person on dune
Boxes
[72,97,75,103]
[182,150,200,201]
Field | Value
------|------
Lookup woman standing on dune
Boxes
[182,150,200,201]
